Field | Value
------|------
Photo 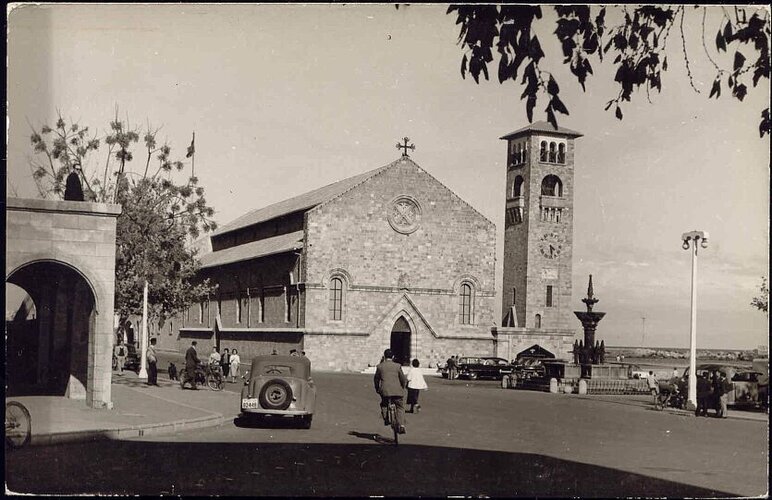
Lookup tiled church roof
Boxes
[212,162,393,237]
[199,230,304,269]
[500,120,583,140]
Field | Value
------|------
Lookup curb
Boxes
[28,412,228,447]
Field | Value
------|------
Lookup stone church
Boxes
[160,122,584,370]
[159,154,498,371]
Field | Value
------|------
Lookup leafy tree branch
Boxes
[448,5,770,136]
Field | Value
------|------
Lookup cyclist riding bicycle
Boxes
[374,348,408,435]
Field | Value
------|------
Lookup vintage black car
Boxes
[457,357,513,380]
[512,356,549,381]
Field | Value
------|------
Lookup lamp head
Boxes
[682,240,691,250]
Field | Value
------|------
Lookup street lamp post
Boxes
[138,280,149,380]
[681,230,709,411]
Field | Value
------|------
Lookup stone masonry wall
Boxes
[302,158,497,371]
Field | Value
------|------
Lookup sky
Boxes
[6,4,770,350]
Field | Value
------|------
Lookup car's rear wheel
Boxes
[258,379,293,410]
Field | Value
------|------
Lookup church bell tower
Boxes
[500,121,582,333]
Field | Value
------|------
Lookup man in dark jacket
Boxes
[716,372,732,418]
[695,373,712,417]
[374,349,408,434]
[185,341,200,389]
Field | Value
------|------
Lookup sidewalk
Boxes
[572,394,769,423]
[6,369,241,447]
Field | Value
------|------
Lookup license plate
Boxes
[242,398,259,409]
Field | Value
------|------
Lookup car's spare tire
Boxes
[258,379,293,410]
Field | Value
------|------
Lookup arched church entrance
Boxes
[390,316,411,366]
[6,261,96,398]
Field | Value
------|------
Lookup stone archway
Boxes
[6,197,121,408]
[6,261,96,398]
[390,316,412,366]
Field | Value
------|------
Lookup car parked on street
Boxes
[456,357,513,380]
[681,363,766,408]
[239,355,316,428]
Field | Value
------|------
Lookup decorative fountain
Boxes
[570,275,626,379]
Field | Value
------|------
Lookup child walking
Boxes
[406,358,428,413]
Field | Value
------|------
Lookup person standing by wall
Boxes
[230,349,241,383]
[146,338,158,386]
[449,355,459,380]
[221,348,231,379]
[185,341,200,389]
[406,358,428,413]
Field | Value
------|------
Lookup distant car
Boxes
[239,355,316,428]
[457,357,513,380]
[629,365,649,380]
[512,356,550,381]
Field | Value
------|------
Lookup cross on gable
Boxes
[396,137,415,157]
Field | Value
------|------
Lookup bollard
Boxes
[501,375,510,389]
[549,377,558,393]
[578,379,588,395]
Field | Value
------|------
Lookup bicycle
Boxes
[206,363,224,391]
[654,385,685,411]
[383,398,401,446]
[180,364,206,390]
[5,401,32,449]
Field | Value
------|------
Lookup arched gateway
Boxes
[6,198,121,408]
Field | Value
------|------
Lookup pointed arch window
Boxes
[329,277,344,321]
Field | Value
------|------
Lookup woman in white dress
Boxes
[229,349,241,383]
[406,358,428,413]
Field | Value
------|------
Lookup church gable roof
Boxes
[212,161,395,238]
[500,120,583,140]
[309,157,495,229]
[199,230,304,269]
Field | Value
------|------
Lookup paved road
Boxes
[6,371,768,496]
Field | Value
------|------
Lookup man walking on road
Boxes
[114,340,127,375]
[185,341,200,389]
[147,338,158,386]
[374,348,408,434]
[646,371,659,405]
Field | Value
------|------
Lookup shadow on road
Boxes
[348,430,395,445]
[233,415,309,430]
[6,440,738,497]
